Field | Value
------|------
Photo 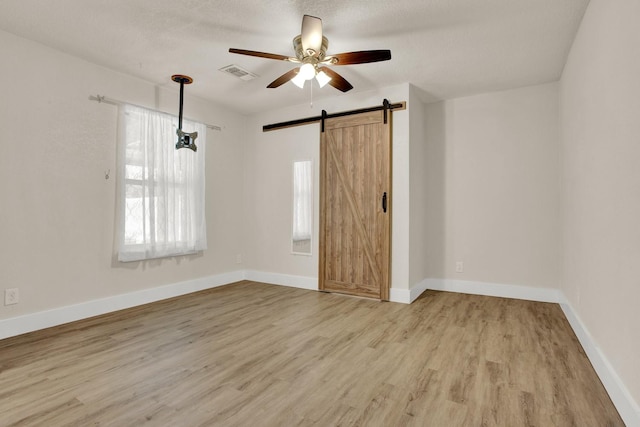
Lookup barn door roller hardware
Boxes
[172,74,198,151]
[263,99,406,132]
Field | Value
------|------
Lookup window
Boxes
[117,104,207,262]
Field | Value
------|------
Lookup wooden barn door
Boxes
[319,110,391,300]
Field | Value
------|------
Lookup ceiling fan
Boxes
[229,15,391,92]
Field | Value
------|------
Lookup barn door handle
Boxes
[382,192,387,213]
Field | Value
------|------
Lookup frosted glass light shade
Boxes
[292,72,306,88]
[299,63,316,80]
[316,70,332,88]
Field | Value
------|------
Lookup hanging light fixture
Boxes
[315,70,331,88]
[291,71,306,88]
[291,64,332,89]
[172,74,198,152]
[298,63,316,80]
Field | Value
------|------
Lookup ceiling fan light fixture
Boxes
[229,15,391,93]
[316,70,332,88]
[291,72,307,88]
[299,63,316,81]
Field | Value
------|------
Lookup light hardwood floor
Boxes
[0,281,624,426]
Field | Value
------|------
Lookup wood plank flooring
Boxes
[0,281,624,426]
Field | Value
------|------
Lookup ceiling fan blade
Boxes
[267,68,300,88]
[229,48,294,62]
[319,67,353,92]
[327,50,392,65]
[301,15,323,56]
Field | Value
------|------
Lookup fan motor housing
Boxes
[293,35,329,62]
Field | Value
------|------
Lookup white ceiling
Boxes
[0,0,589,115]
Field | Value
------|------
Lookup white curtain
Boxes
[292,160,313,241]
[117,104,207,262]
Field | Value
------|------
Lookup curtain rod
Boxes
[88,95,222,131]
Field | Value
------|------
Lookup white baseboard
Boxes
[0,270,244,340]
[240,274,562,306]
[389,281,430,304]
[243,270,318,290]
[389,288,411,304]
[560,301,640,427]
[242,271,419,303]
[243,271,416,304]
[422,278,562,303]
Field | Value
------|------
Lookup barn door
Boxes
[319,110,391,300]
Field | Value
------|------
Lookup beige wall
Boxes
[0,29,246,320]
[243,81,562,294]
[408,85,429,287]
[0,26,560,320]
[243,84,412,290]
[423,83,561,289]
[560,0,640,405]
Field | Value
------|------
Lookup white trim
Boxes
[560,301,640,427]
[389,287,411,304]
[242,270,416,302]
[0,270,244,340]
[243,270,318,290]
[243,271,416,304]
[389,281,429,304]
[423,278,562,303]
[410,279,431,303]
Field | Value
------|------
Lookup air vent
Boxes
[219,64,258,81]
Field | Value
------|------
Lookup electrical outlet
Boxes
[5,288,19,305]
[455,261,464,273]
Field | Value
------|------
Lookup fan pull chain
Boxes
[310,80,313,108]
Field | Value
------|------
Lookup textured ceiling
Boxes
[0,0,589,114]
